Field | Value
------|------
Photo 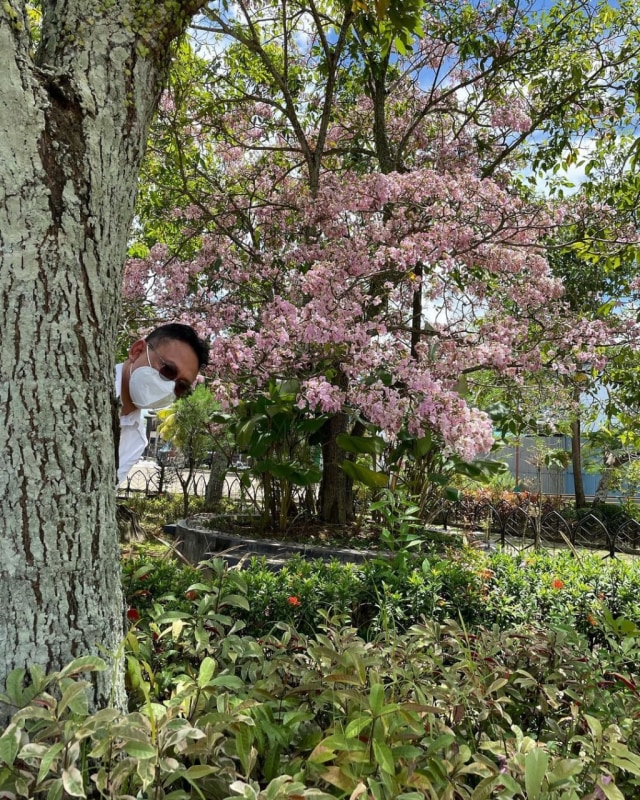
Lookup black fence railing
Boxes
[116,465,310,509]
[117,466,234,499]
[440,500,640,558]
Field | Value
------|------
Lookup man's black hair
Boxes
[146,323,210,369]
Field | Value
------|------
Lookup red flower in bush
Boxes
[287,596,301,606]
[126,608,140,622]
[552,579,564,590]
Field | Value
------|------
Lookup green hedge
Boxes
[122,548,640,640]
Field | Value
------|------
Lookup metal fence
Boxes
[440,500,640,558]
[116,464,308,509]
[117,464,240,499]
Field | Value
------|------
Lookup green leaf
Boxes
[28,664,47,693]
[12,704,55,723]
[475,459,508,475]
[584,714,603,747]
[57,656,106,678]
[61,766,86,798]
[369,683,385,716]
[123,740,157,759]
[0,724,21,766]
[197,657,216,687]
[345,716,372,739]
[219,593,251,611]
[37,742,66,785]
[605,743,640,776]
[236,414,266,448]
[132,564,155,580]
[336,433,385,455]
[5,668,26,704]
[426,734,456,755]
[299,416,328,434]
[235,725,254,776]
[46,778,64,800]
[253,459,321,486]
[341,460,388,489]
[57,681,90,717]
[470,774,502,799]
[276,379,300,398]
[372,739,395,775]
[597,778,625,800]
[209,674,246,689]
[412,433,433,459]
[455,461,482,480]
[263,741,282,782]
[185,765,220,780]
[524,747,548,800]
[547,758,583,785]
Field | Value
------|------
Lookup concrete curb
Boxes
[175,517,379,567]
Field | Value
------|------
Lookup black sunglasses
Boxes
[147,342,193,398]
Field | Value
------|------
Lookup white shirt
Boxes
[115,363,147,485]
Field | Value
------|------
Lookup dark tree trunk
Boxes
[116,504,145,543]
[204,451,227,511]
[571,417,586,509]
[318,412,354,524]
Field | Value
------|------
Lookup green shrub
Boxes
[121,549,640,644]
[3,554,640,798]
[122,556,202,618]
[2,608,640,799]
[120,493,207,532]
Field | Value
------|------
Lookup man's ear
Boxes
[128,339,147,361]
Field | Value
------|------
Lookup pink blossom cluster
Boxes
[298,378,346,414]
[490,101,532,133]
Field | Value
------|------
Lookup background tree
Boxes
[125,0,640,522]
[157,385,220,516]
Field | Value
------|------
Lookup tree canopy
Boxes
[125,0,640,475]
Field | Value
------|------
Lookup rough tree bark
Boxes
[319,413,355,524]
[0,0,203,723]
[204,451,228,511]
[592,451,633,506]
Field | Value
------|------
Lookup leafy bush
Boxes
[123,549,640,643]
[0,549,623,798]
[2,605,640,798]
[120,493,207,530]
[122,557,202,618]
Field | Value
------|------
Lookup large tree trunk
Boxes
[0,0,202,723]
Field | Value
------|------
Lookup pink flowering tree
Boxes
[125,0,640,523]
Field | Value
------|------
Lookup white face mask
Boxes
[128,349,176,410]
